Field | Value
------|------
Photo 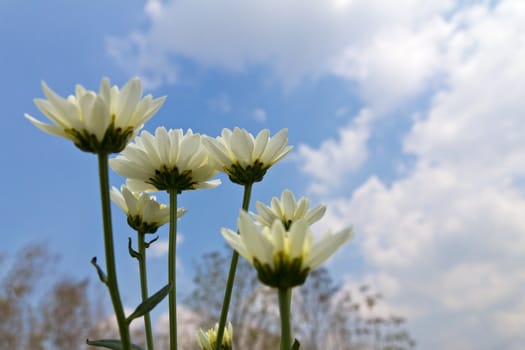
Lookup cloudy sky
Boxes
[2,0,525,348]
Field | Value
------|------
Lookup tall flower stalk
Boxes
[26,77,165,350]
[137,231,154,350]
[98,153,131,349]
[168,191,178,349]
[110,127,219,350]
[221,209,353,348]
[204,127,293,349]
[214,183,252,348]
[111,185,183,350]
[278,287,292,350]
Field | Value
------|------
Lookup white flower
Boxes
[110,185,186,233]
[25,77,165,153]
[110,127,220,193]
[253,189,326,230]
[221,211,352,289]
[196,322,233,350]
[204,127,293,185]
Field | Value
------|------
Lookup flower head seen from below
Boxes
[110,127,221,193]
[221,211,353,289]
[204,128,293,185]
[253,189,326,230]
[110,185,186,233]
[196,322,233,350]
[25,77,166,154]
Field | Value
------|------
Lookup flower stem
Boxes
[137,231,155,350]
[278,287,293,350]
[214,183,253,350]
[97,153,131,349]
[168,190,178,350]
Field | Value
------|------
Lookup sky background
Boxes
[1,0,525,349]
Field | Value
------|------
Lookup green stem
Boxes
[168,190,178,350]
[97,153,131,349]
[214,183,253,350]
[137,231,155,350]
[278,288,293,350]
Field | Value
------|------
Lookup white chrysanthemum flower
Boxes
[253,189,326,230]
[204,127,293,185]
[221,211,352,289]
[110,185,186,233]
[25,77,165,153]
[196,322,233,350]
[110,127,221,193]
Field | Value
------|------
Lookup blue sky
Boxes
[2,0,525,349]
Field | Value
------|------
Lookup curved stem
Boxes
[168,190,178,350]
[214,183,253,350]
[278,288,293,350]
[137,231,155,350]
[97,153,131,349]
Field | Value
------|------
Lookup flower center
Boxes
[226,160,268,185]
[65,122,134,154]
[146,165,196,193]
[127,215,160,234]
[253,254,310,289]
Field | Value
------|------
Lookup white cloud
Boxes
[298,1,525,348]
[295,108,372,194]
[208,94,232,114]
[106,0,525,348]
[148,234,183,258]
[252,108,267,122]
[107,0,453,107]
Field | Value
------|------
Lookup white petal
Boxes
[281,190,296,219]
[260,128,288,164]
[288,219,309,259]
[238,211,273,265]
[270,220,286,253]
[230,128,253,166]
[33,99,69,127]
[221,228,251,262]
[193,179,221,189]
[116,77,141,125]
[41,82,79,124]
[25,114,69,139]
[126,178,158,192]
[306,228,353,269]
[254,201,276,226]
[110,186,129,214]
[294,197,309,219]
[304,205,327,225]
[177,133,201,170]
[252,129,269,160]
[99,78,111,105]
[270,197,284,218]
[203,137,232,167]
[122,186,139,216]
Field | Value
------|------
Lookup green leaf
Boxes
[86,339,144,350]
[291,339,301,350]
[126,283,172,323]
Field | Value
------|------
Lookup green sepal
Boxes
[86,339,144,350]
[145,165,195,193]
[128,237,140,259]
[90,257,107,284]
[66,122,134,154]
[291,339,301,350]
[226,160,268,185]
[126,283,172,324]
